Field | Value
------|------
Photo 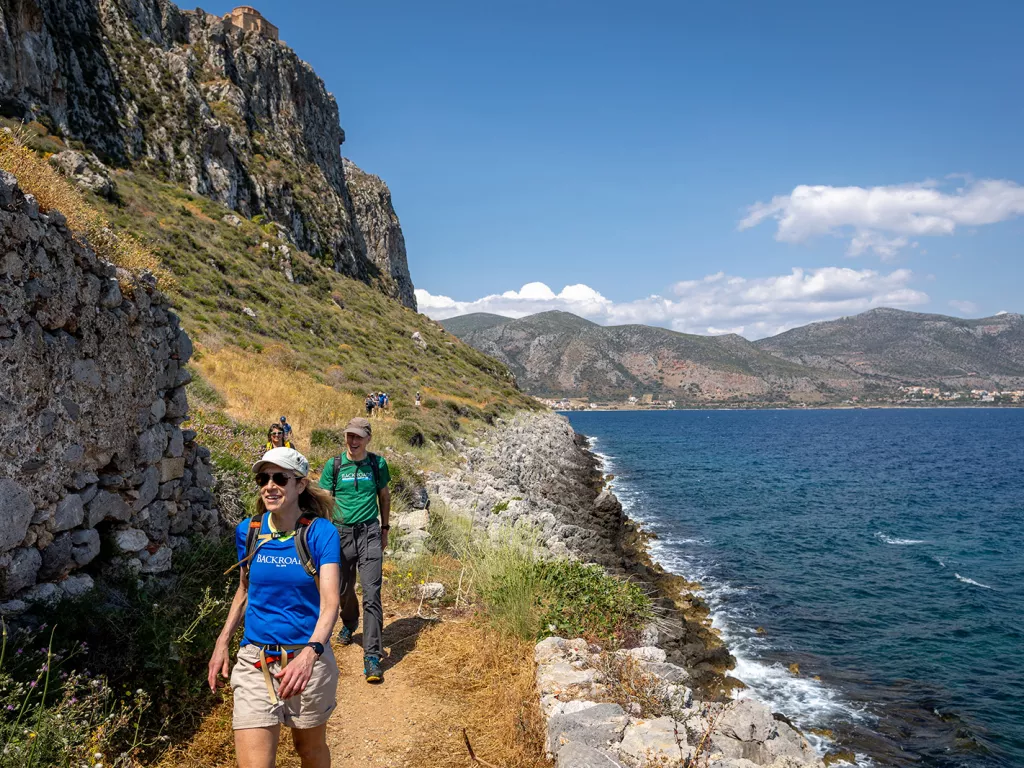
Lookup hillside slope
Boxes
[444,310,857,402]
[0,0,415,306]
[756,308,1024,388]
[87,167,532,431]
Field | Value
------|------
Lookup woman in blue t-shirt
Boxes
[208,447,341,768]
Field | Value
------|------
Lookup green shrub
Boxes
[2,535,237,766]
[492,499,511,514]
[393,420,425,448]
[310,428,344,449]
[536,560,652,647]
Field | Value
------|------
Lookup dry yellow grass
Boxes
[193,346,365,450]
[404,622,550,768]
[0,129,171,284]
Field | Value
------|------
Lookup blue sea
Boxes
[564,409,1024,768]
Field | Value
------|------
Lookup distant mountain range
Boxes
[441,308,1024,403]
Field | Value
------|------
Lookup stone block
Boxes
[418,582,445,599]
[165,386,188,419]
[140,546,172,574]
[194,458,214,489]
[80,483,99,505]
[114,528,149,553]
[548,704,628,755]
[150,397,166,421]
[137,423,169,465]
[168,503,192,534]
[23,582,61,606]
[536,636,567,664]
[160,457,186,483]
[166,427,184,458]
[617,647,666,664]
[641,662,690,684]
[538,661,597,697]
[159,480,180,500]
[3,546,41,596]
[87,490,131,526]
[140,500,172,542]
[39,532,73,579]
[71,528,101,566]
[0,600,28,616]
[617,717,685,766]
[555,742,627,768]
[0,478,34,553]
[53,494,85,532]
[133,465,161,512]
[60,574,95,599]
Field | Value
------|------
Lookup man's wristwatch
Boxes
[307,641,324,657]
[381,524,390,530]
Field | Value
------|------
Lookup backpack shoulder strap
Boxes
[366,452,380,490]
[242,514,263,583]
[330,455,343,498]
[294,513,320,591]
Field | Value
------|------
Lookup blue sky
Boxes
[208,1,1023,337]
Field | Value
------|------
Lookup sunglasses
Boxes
[255,472,295,488]
[270,432,284,438]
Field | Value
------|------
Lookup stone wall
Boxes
[0,171,218,613]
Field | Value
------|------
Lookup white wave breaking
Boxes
[589,431,875,758]
[954,573,992,589]
[875,532,925,545]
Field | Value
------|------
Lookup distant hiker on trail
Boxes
[377,391,387,414]
[415,391,421,408]
[318,416,391,683]
[365,393,376,418]
[208,446,341,768]
[266,424,293,450]
[280,415,293,442]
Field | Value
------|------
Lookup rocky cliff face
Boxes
[0,0,416,308]
[343,159,416,311]
[0,171,218,609]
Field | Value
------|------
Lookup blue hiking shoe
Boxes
[338,626,355,646]
[364,655,383,683]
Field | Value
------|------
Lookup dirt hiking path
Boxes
[160,604,546,768]
[321,612,454,767]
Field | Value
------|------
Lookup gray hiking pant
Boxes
[338,519,383,659]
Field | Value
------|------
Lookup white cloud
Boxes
[416,266,929,339]
[996,310,1008,315]
[740,178,1024,258]
[949,299,978,314]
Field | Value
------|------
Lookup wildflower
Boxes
[29,680,37,688]
[15,648,22,655]
[70,697,78,704]
[135,688,144,695]
[28,732,36,739]
[94,753,102,760]
[5,704,14,711]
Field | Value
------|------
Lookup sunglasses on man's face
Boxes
[255,472,295,488]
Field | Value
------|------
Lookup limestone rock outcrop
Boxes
[0,171,218,606]
[343,159,417,311]
[0,0,416,308]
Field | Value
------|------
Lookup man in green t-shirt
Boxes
[318,416,391,682]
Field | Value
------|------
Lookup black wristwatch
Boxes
[381,524,390,530]
[307,641,324,657]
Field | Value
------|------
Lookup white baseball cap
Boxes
[252,447,309,477]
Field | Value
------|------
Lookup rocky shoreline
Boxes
[421,411,831,768]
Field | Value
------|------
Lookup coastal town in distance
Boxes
[542,386,1024,411]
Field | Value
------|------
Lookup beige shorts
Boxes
[230,644,338,730]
